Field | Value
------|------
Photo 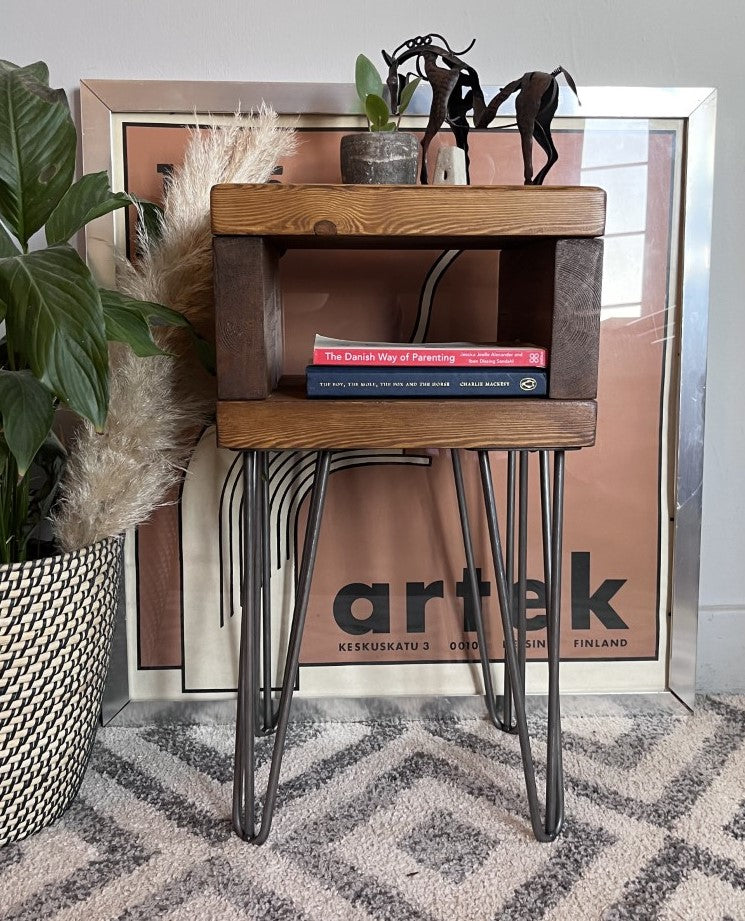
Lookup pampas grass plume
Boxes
[54,106,296,551]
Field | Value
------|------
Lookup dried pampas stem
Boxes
[52,347,199,553]
[53,106,296,551]
[119,104,297,344]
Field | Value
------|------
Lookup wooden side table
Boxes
[211,183,606,844]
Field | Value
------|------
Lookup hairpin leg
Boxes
[451,449,507,731]
[233,450,331,844]
[234,450,258,838]
[259,451,278,734]
[517,451,529,690]
[541,450,564,836]
[245,451,277,737]
[504,451,517,730]
[470,450,564,841]
[451,450,528,737]
[251,453,262,734]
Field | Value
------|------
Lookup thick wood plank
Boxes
[213,236,282,399]
[498,238,604,399]
[211,184,606,242]
[217,381,597,450]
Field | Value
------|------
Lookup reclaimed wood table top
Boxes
[210,183,607,247]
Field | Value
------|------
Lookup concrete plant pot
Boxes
[340,132,419,184]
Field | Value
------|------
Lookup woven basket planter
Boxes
[0,536,122,847]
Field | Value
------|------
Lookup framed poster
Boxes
[80,80,715,712]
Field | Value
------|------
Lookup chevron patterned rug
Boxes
[1,696,744,921]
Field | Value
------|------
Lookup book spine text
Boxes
[312,347,546,368]
[306,367,547,398]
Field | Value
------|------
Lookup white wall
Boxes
[5,0,745,639]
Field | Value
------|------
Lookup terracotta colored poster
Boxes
[118,115,679,699]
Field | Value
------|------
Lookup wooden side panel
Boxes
[498,238,604,399]
[213,235,282,400]
[551,238,604,399]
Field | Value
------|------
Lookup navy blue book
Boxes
[305,365,547,398]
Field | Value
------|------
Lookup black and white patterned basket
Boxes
[0,536,122,847]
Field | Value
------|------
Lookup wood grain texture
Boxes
[213,236,282,399]
[217,380,597,450]
[211,184,606,242]
[497,238,604,399]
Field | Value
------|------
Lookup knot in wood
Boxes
[313,219,337,236]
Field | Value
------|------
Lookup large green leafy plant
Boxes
[0,61,193,563]
[355,54,420,131]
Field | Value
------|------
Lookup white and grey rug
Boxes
[1,696,744,921]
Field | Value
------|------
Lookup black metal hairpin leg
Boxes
[258,451,278,734]
[452,448,565,841]
[233,449,331,843]
[516,451,529,699]
[243,451,278,737]
[451,449,507,731]
[503,452,517,729]
[452,450,528,737]
[540,450,564,831]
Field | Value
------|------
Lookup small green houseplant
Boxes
[0,59,200,848]
[354,53,420,131]
[340,54,421,183]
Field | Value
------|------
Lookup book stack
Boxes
[306,335,548,398]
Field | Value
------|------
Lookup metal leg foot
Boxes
[233,450,331,843]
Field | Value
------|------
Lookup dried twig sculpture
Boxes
[383,34,579,186]
[472,67,580,185]
[383,34,480,184]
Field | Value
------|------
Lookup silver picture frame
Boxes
[80,79,715,716]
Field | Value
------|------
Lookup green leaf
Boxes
[100,289,167,358]
[365,93,390,129]
[379,122,397,132]
[99,289,216,374]
[398,77,421,115]
[0,63,76,247]
[355,54,384,106]
[143,299,216,375]
[0,218,18,256]
[24,429,66,547]
[101,288,189,329]
[0,245,108,428]
[0,369,55,474]
[0,60,49,84]
[45,172,131,245]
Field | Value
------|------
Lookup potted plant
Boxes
[340,53,421,184]
[0,60,200,847]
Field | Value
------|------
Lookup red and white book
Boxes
[312,335,547,368]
